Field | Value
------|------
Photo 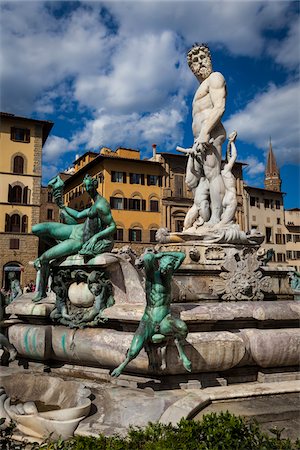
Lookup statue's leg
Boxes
[159,315,192,372]
[111,320,151,377]
[204,135,225,225]
[33,239,83,302]
[183,203,199,230]
[32,222,73,242]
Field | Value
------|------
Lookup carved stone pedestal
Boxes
[156,242,293,301]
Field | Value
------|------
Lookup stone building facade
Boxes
[63,147,163,253]
[0,112,53,289]
[62,145,245,252]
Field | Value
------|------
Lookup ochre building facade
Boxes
[0,112,53,288]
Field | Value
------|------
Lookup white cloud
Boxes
[1,1,299,175]
[43,135,74,162]
[244,156,265,178]
[1,1,297,117]
[42,163,60,182]
[74,30,190,114]
[71,95,187,154]
[224,81,300,165]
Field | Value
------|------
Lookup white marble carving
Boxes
[164,44,259,246]
[212,252,272,301]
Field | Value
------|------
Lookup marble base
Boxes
[5,297,300,376]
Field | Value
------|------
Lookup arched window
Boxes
[5,214,10,232]
[23,186,28,204]
[21,215,28,233]
[10,214,21,232]
[13,156,24,174]
[10,185,22,203]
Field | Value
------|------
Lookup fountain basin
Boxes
[0,371,91,440]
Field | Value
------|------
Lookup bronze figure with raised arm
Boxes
[32,174,116,302]
[111,251,191,377]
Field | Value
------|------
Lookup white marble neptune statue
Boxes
[177,44,236,232]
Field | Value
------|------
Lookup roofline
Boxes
[72,151,98,164]
[64,153,162,186]
[158,152,247,165]
[244,185,286,195]
[1,111,54,145]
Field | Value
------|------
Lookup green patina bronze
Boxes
[111,251,192,377]
[50,268,115,328]
[32,174,116,302]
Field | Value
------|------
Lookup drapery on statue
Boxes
[176,44,238,232]
[32,174,116,302]
[111,251,191,377]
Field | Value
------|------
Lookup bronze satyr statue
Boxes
[32,174,116,302]
[111,251,192,377]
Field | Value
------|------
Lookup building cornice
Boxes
[0,172,42,178]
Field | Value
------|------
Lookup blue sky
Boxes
[1,1,299,208]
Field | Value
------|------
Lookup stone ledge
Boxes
[159,380,300,425]
[6,298,300,324]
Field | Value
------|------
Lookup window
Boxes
[250,196,256,206]
[252,215,256,222]
[175,220,184,232]
[251,225,257,230]
[264,199,270,208]
[277,218,281,224]
[150,200,159,212]
[287,234,292,242]
[130,173,144,185]
[10,239,19,250]
[13,156,24,174]
[266,227,272,243]
[10,214,21,233]
[47,209,53,220]
[294,234,300,243]
[276,200,281,209]
[294,251,300,259]
[147,175,162,186]
[129,198,141,211]
[11,127,30,143]
[174,175,184,197]
[9,185,22,203]
[287,251,293,259]
[275,234,283,244]
[21,215,28,233]
[129,228,142,242]
[23,186,28,204]
[150,229,157,242]
[277,253,285,262]
[48,192,53,203]
[114,228,124,241]
[110,197,124,210]
[111,171,126,183]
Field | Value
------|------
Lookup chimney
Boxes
[152,144,157,159]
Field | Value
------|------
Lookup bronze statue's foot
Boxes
[32,292,47,303]
[151,333,165,344]
[111,366,122,377]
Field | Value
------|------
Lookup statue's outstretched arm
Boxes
[225,131,237,171]
[63,206,89,220]
[155,251,185,271]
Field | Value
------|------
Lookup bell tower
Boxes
[264,139,281,192]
